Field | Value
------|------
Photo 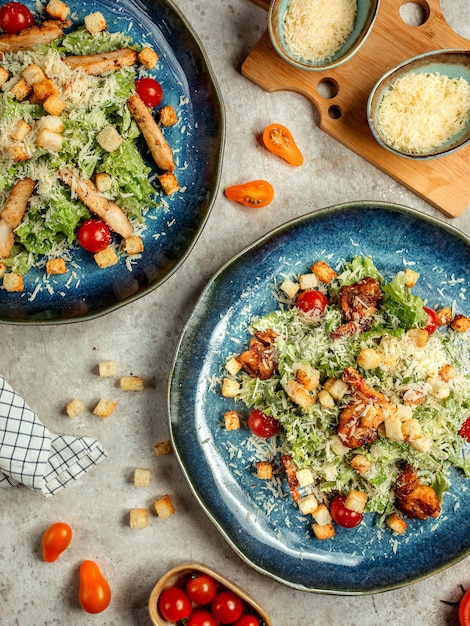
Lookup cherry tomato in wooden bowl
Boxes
[0,2,34,33]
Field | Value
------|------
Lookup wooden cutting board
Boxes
[242,0,470,217]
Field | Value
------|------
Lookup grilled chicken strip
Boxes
[238,329,278,380]
[339,277,382,321]
[0,20,68,54]
[396,463,440,520]
[59,169,133,239]
[0,178,35,258]
[127,94,176,171]
[64,48,138,76]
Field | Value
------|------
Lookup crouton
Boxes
[221,377,240,398]
[317,389,335,409]
[65,398,85,418]
[451,314,470,333]
[3,272,23,292]
[154,440,172,456]
[36,128,63,152]
[154,494,175,519]
[93,399,117,418]
[404,268,419,288]
[10,78,32,101]
[279,277,299,300]
[295,364,320,391]
[350,454,371,475]
[159,104,178,127]
[225,356,242,376]
[0,67,9,85]
[45,0,70,21]
[10,120,31,142]
[0,263,6,278]
[94,247,118,269]
[138,46,158,69]
[386,512,407,535]
[345,490,367,514]
[312,503,332,526]
[95,172,113,193]
[356,348,382,370]
[256,461,272,479]
[298,272,319,290]
[123,235,144,255]
[426,376,450,399]
[310,260,336,284]
[324,378,349,400]
[84,11,107,34]
[403,387,426,406]
[409,435,433,453]
[33,77,58,101]
[8,144,29,162]
[97,125,123,152]
[298,494,318,515]
[22,63,46,85]
[129,508,147,528]
[436,307,452,326]
[98,360,117,377]
[285,379,314,410]
[224,410,240,431]
[407,328,429,347]
[384,413,405,442]
[134,467,151,488]
[438,364,456,382]
[37,115,64,133]
[295,468,314,487]
[120,375,144,391]
[43,94,66,115]
[46,258,67,275]
[158,171,179,195]
[330,435,350,457]
[312,522,335,540]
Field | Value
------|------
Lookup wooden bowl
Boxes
[148,563,272,626]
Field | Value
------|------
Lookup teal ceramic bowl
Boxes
[367,49,470,159]
[268,0,379,71]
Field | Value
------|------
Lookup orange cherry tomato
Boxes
[262,123,304,166]
[224,180,274,208]
[41,522,72,562]
[78,560,111,614]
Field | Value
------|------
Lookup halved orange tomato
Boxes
[262,123,304,166]
[224,180,274,208]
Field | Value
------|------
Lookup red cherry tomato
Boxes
[77,218,112,253]
[330,494,363,528]
[211,590,244,624]
[187,608,218,626]
[186,573,217,605]
[135,77,163,107]
[459,416,470,442]
[78,560,111,614]
[459,587,470,626]
[247,409,280,438]
[423,306,438,334]
[0,2,33,33]
[234,614,262,626]
[41,522,72,562]
[158,586,192,622]
[295,290,328,315]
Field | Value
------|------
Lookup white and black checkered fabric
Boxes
[0,377,106,496]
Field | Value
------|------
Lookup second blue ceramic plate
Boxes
[169,201,470,594]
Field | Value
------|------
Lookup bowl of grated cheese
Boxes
[367,49,470,159]
[268,0,379,71]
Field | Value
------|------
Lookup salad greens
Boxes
[231,256,470,523]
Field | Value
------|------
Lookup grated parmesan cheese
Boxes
[282,0,357,64]
[377,71,470,154]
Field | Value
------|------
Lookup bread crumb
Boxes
[154,494,175,519]
[154,440,172,456]
[65,398,85,418]
[130,508,147,528]
[134,468,151,488]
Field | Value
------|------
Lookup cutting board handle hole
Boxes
[317,78,339,100]
[328,105,342,120]
[399,1,430,27]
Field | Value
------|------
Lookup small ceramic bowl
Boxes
[367,49,470,159]
[148,563,272,626]
[268,0,379,71]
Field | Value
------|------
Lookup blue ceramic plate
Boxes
[0,0,224,324]
[169,201,470,594]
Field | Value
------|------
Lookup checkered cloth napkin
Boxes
[0,377,106,496]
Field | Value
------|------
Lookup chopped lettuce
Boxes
[60,27,136,55]
[382,271,427,330]
[336,255,382,286]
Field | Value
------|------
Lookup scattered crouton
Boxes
[298,494,318,515]
[8,144,29,162]
[438,364,456,382]
[224,410,240,431]
[159,105,178,127]
[36,128,63,152]
[356,348,382,370]
[46,0,70,21]
[23,64,45,86]
[3,273,23,292]
[221,377,240,398]
[285,379,314,410]
[93,399,117,418]
[317,389,335,409]
[46,258,67,275]
[451,314,470,333]
[256,461,272,479]
[65,398,85,418]
[407,328,429,347]
[154,440,172,456]
[94,247,118,269]
[311,260,336,284]
[312,503,332,526]
[158,171,179,195]
[323,378,349,400]
[138,47,158,69]
[134,468,151,488]
[37,115,64,133]
[0,67,9,85]
[97,125,123,152]
[98,360,117,377]
[0,263,7,278]
[123,235,144,255]
[345,490,367,514]
[10,120,31,142]
[154,494,175,519]
[312,522,335,540]
[129,508,147,528]
[295,468,314,487]
[120,375,144,391]
[386,512,407,535]
[95,172,113,193]
[85,11,107,34]
[225,356,242,376]
[11,79,32,101]
[43,94,66,115]
[279,277,299,300]
[436,307,452,326]
[350,454,371,476]
[33,77,58,101]
[404,269,419,288]
[295,364,320,391]
[298,272,319,290]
